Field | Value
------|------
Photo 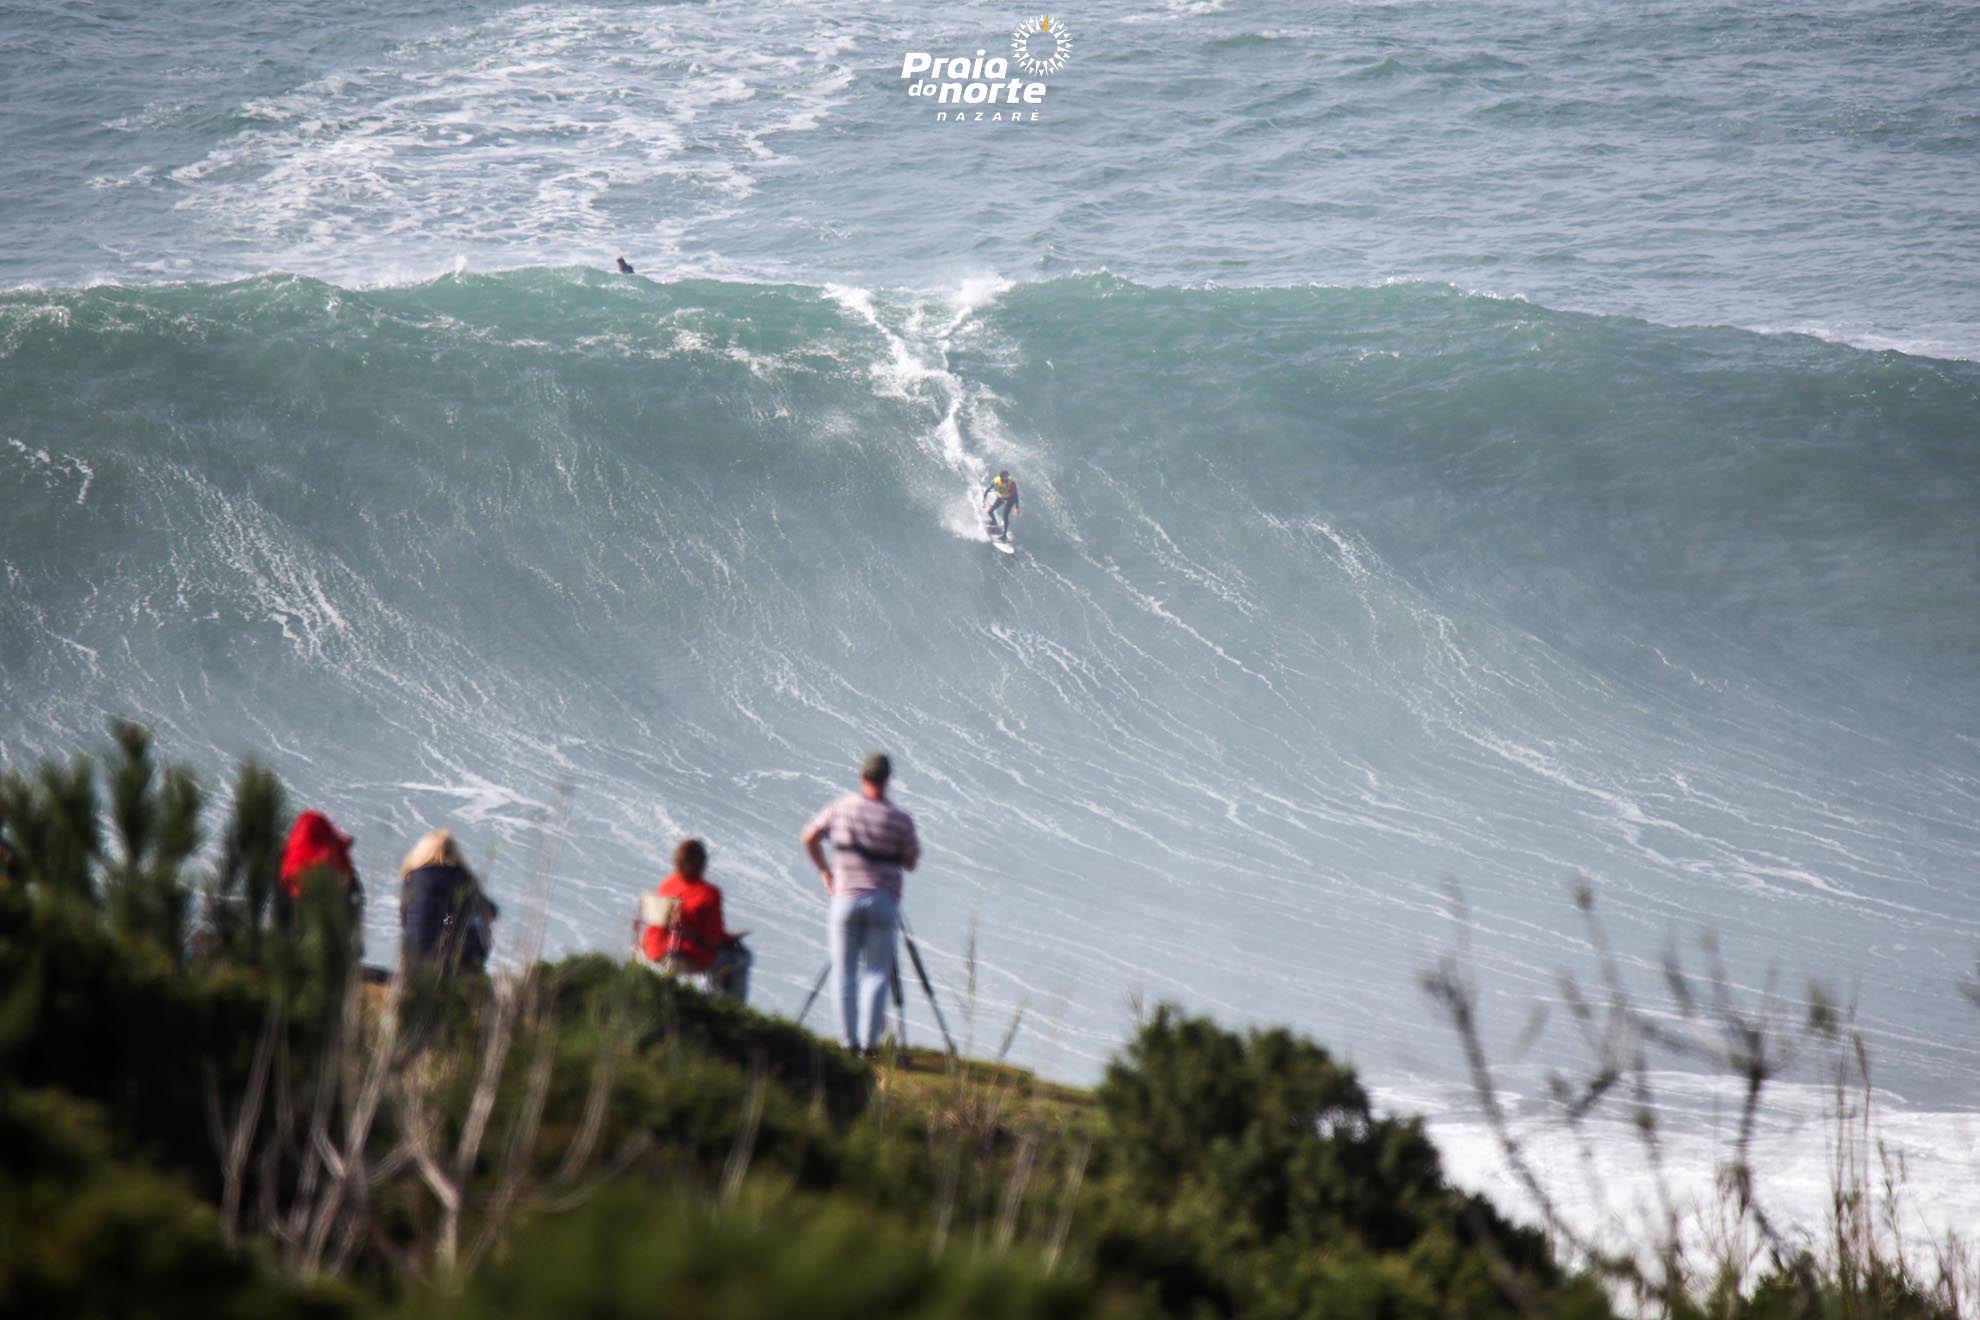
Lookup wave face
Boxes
[4,271,1980,1100]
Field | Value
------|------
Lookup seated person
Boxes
[399,828,498,974]
[641,837,750,1002]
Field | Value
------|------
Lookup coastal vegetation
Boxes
[0,722,1963,1318]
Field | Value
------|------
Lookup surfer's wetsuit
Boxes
[984,475,1019,538]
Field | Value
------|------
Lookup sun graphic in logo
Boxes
[1010,15,1073,77]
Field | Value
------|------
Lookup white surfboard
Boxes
[993,539,1015,555]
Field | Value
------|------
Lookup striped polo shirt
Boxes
[808,792,918,900]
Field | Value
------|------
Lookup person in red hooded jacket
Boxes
[277,809,365,940]
[641,838,750,1002]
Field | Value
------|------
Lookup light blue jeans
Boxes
[829,889,899,1050]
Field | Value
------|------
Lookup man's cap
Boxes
[860,752,892,782]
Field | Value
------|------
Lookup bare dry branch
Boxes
[1043,1133,1090,1273]
[721,1061,768,1206]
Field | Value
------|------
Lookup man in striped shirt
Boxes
[801,752,920,1058]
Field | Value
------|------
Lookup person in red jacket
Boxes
[280,810,357,896]
[642,838,751,1002]
[276,809,366,942]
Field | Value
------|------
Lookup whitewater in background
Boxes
[5,0,1979,1260]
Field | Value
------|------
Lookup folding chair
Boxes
[633,892,700,979]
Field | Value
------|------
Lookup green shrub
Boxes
[1090,1006,1593,1319]
[0,881,266,1192]
[415,1188,1112,1320]
[0,1088,353,1320]
[102,720,204,965]
[544,955,871,1125]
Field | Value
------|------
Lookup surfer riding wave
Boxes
[983,470,1020,542]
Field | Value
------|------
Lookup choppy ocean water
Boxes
[4,0,1978,1255]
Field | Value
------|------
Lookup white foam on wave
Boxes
[0,302,74,356]
[935,273,1016,338]
[176,465,356,662]
[1361,277,1980,366]
[1419,1081,1980,1292]
[823,277,1043,542]
[151,3,859,283]
[385,776,554,829]
[1740,320,1978,364]
[5,436,95,506]
[1122,0,1233,21]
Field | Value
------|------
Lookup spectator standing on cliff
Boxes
[801,753,919,1059]
[399,828,498,975]
[277,809,365,946]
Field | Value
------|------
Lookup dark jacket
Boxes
[400,863,495,973]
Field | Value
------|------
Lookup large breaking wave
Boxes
[4,270,1979,1115]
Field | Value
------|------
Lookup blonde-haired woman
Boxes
[400,829,497,974]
